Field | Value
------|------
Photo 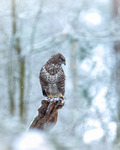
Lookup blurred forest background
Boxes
[1,0,120,150]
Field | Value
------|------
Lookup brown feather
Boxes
[39,53,66,98]
[57,68,65,95]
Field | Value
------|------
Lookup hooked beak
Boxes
[64,61,66,65]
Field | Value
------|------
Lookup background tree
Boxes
[0,0,120,149]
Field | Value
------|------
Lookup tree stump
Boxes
[29,99,64,130]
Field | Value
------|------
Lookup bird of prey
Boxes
[39,53,66,99]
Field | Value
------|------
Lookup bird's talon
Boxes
[47,94,53,99]
[60,93,66,99]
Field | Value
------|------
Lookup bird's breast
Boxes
[42,66,61,83]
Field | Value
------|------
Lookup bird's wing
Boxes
[57,69,65,96]
[39,68,48,96]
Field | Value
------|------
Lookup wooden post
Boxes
[29,99,64,130]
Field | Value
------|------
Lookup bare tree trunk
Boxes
[15,38,26,120]
[113,0,120,17]
[70,40,78,94]
[114,45,120,143]
[7,0,17,115]
[112,0,120,143]
[11,0,16,35]
[7,55,15,115]
[10,0,26,120]
[19,57,25,119]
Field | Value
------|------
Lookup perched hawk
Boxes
[39,53,66,99]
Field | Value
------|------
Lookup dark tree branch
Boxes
[29,99,64,130]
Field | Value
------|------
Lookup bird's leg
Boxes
[60,93,66,99]
[48,93,53,99]
[47,93,53,101]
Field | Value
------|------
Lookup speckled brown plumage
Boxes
[39,53,66,98]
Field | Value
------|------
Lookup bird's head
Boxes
[51,53,66,65]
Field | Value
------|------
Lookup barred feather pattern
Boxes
[39,53,65,98]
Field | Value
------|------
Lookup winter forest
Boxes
[1,0,120,150]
